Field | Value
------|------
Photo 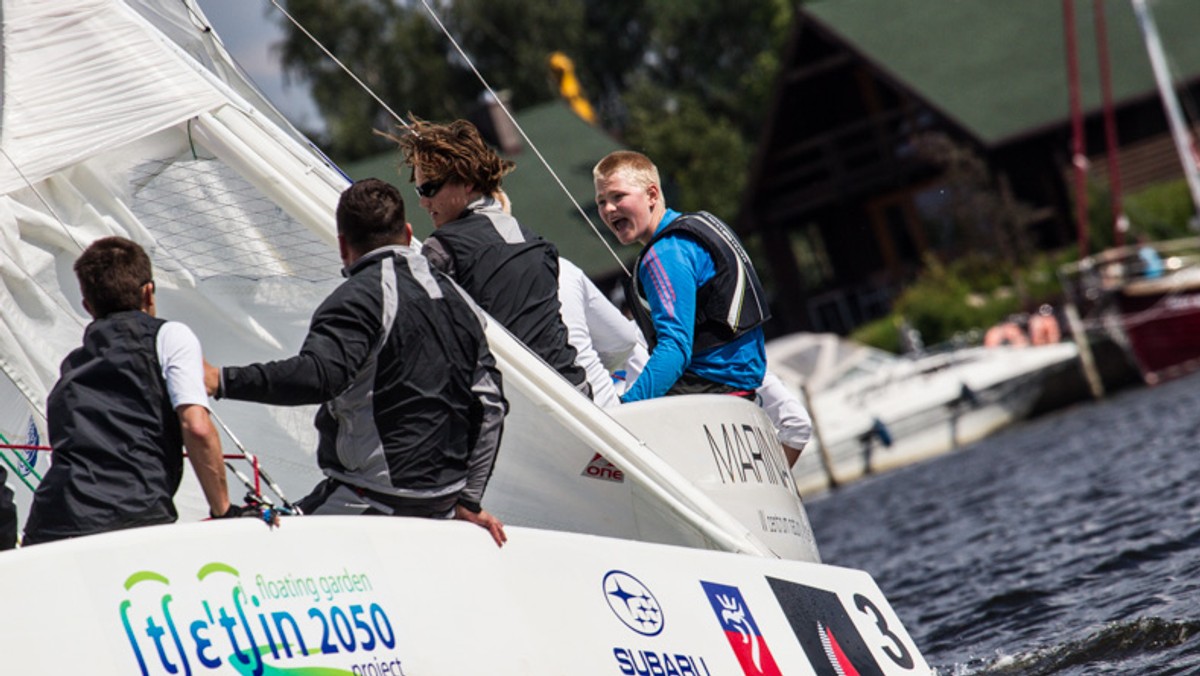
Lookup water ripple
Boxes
[808,371,1200,674]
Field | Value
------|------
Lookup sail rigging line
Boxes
[415,0,630,277]
[1092,0,1126,247]
[221,451,269,506]
[0,147,93,258]
[0,433,45,496]
[265,0,410,132]
[0,452,36,493]
[211,410,295,510]
[0,437,45,483]
[1062,0,1090,256]
[261,0,629,277]
[0,147,97,333]
[1133,0,1200,216]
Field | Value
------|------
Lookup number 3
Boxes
[853,593,915,669]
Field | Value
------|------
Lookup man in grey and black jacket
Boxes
[206,178,508,546]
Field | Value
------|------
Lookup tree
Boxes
[276,0,795,218]
[277,1,471,159]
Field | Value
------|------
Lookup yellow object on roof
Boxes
[549,51,596,124]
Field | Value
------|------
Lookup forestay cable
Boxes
[415,0,628,277]
[267,0,409,131]
[263,0,630,277]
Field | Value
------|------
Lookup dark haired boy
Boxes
[22,236,234,545]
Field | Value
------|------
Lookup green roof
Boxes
[805,0,1200,145]
[340,101,634,279]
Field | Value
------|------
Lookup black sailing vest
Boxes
[426,207,588,389]
[25,311,183,541]
[626,211,770,353]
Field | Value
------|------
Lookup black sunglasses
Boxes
[415,179,445,198]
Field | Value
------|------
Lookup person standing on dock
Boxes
[593,151,769,402]
[206,179,509,547]
[23,237,234,546]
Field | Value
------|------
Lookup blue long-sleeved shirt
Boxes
[621,209,765,403]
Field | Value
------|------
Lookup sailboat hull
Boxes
[0,517,930,675]
[1117,281,1200,384]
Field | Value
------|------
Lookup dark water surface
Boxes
[806,371,1200,675]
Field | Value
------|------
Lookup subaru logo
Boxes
[602,570,664,636]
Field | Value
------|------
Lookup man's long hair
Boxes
[75,236,152,318]
[382,115,513,195]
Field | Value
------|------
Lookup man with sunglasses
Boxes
[386,117,591,399]
[22,237,235,546]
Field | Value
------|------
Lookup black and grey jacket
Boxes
[221,245,506,513]
[422,196,589,394]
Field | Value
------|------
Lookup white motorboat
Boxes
[0,1,931,673]
[768,333,1080,495]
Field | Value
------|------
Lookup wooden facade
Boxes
[740,1,1200,337]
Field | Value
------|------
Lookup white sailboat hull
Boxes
[0,516,930,675]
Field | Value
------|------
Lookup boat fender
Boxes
[870,417,893,447]
[959,383,980,408]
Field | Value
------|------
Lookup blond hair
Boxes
[593,150,660,191]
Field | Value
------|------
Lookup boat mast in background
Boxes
[1131,0,1200,223]
[1063,0,1090,255]
[1094,0,1127,247]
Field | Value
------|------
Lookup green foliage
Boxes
[621,0,791,217]
[850,316,902,354]
[1080,178,1196,251]
[855,177,1195,352]
[622,85,751,219]
[853,250,1074,350]
[275,0,794,212]
[1124,179,1197,240]
[444,1,586,103]
[891,257,1007,346]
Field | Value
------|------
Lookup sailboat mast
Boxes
[1063,0,1090,255]
[1131,0,1200,218]
[1094,0,1127,247]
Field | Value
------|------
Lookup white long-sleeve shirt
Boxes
[756,371,812,451]
[557,258,648,407]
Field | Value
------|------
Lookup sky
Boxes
[194,0,324,130]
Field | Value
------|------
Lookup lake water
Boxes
[806,371,1200,675]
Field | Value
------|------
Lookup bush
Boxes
[850,316,902,353]
[1125,179,1196,240]
[892,257,1011,342]
[853,251,1074,351]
